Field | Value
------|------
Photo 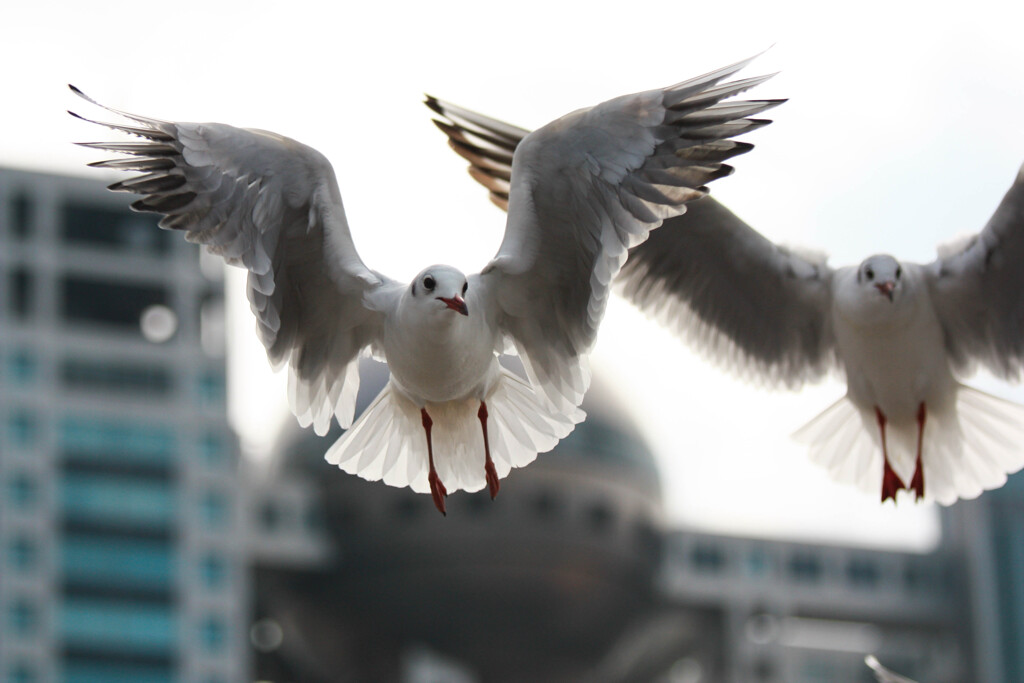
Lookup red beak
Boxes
[438,295,468,316]
[875,281,895,301]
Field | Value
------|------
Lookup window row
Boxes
[60,599,230,655]
[59,472,232,531]
[5,272,223,351]
[6,531,231,592]
[1,351,226,403]
[5,410,230,468]
[681,541,948,592]
[4,193,170,255]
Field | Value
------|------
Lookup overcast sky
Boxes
[6,0,1024,550]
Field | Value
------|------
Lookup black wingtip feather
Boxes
[424,95,444,117]
[131,192,197,214]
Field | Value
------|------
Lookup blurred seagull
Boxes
[428,97,1024,505]
[865,655,920,683]
[69,56,780,515]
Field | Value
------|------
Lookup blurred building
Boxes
[249,364,978,683]
[0,167,246,683]
[3,164,1023,683]
[249,363,664,683]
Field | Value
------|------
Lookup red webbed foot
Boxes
[881,459,906,503]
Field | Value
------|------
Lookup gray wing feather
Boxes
[616,196,836,387]
[928,163,1024,379]
[484,56,782,410]
[429,68,830,393]
[70,86,387,433]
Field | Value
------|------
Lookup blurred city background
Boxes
[2,163,1024,683]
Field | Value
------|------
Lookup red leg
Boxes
[876,407,905,503]
[421,408,447,516]
[479,401,500,500]
[909,402,926,501]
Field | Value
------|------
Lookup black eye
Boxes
[423,276,436,291]
[895,266,902,279]
[462,282,468,295]
[865,268,874,281]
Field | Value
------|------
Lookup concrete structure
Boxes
[0,167,247,683]
[248,363,982,683]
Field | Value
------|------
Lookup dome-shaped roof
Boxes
[254,360,665,682]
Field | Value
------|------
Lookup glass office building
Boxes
[0,167,246,683]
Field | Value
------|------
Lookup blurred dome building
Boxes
[248,360,669,682]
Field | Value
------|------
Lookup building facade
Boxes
[0,167,247,683]
[3,164,1023,683]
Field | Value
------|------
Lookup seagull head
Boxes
[411,265,469,316]
[856,254,903,303]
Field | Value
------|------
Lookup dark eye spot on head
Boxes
[865,268,874,281]
[462,282,468,295]
[423,276,436,291]
[895,266,902,279]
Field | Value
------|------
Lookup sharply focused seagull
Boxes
[70,56,780,515]
[428,96,1024,506]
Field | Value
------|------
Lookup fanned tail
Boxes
[793,396,881,496]
[793,385,1024,505]
[928,384,1024,504]
[324,367,583,495]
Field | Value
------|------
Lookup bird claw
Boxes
[909,462,925,501]
[881,460,906,503]
[429,471,448,516]
[485,460,500,500]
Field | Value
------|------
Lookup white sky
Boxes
[5,0,1024,551]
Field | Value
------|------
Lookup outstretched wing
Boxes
[438,56,782,411]
[70,87,390,434]
[617,197,835,387]
[928,162,1024,379]
[425,95,528,212]
[430,71,833,391]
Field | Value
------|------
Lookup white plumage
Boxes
[431,97,1024,506]
[70,55,779,514]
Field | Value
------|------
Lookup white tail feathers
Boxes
[794,384,1024,505]
[324,367,584,494]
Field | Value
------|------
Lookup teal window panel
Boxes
[63,661,173,683]
[199,615,226,653]
[199,490,228,528]
[60,472,175,529]
[7,470,38,508]
[198,431,227,468]
[60,359,172,397]
[6,349,37,384]
[8,661,36,683]
[59,416,176,464]
[63,663,171,683]
[7,535,38,571]
[198,553,226,589]
[61,203,168,255]
[7,597,38,636]
[62,535,175,588]
[8,409,37,448]
[60,598,176,654]
[196,369,226,405]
